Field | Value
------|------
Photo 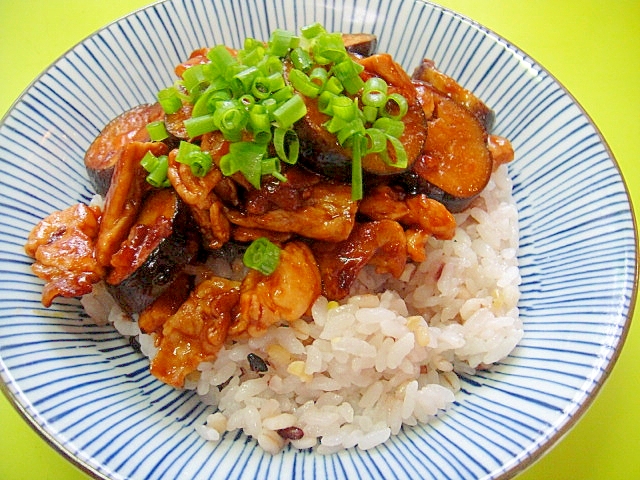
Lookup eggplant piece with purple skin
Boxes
[295,54,427,183]
[106,188,200,314]
[396,87,493,213]
[84,103,165,196]
[412,59,495,131]
[342,33,378,57]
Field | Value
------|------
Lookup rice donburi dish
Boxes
[25,24,522,454]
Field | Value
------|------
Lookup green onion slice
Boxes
[146,120,169,142]
[381,92,409,120]
[140,151,170,188]
[273,127,300,164]
[243,237,281,275]
[350,134,365,201]
[272,94,307,129]
[157,87,182,115]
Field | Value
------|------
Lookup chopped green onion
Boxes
[220,141,267,189]
[182,64,208,93]
[317,90,337,114]
[323,76,344,95]
[350,134,365,200]
[300,22,326,39]
[329,95,357,121]
[309,67,328,87]
[260,97,278,114]
[384,134,408,168]
[184,113,217,138]
[362,77,388,108]
[364,128,387,154]
[337,118,365,145]
[239,38,265,66]
[267,72,286,92]
[312,32,348,64]
[152,23,413,198]
[191,88,219,118]
[140,151,170,188]
[290,47,313,72]
[288,69,320,98]
[324,115,349,134]
[243,237,281,275]
[272,94,307,129]
[270,85,294,103]
[268,29,300,57]
[273,127,299,164]
[381,92,409,120]
[157,87,182,114]
[140,150,159,172]
[213,100,249,141]
[239,94,255,107]
[233,65,261,91]
[249,105,271,133]
[253,129,272,144]
[187,151,213,176]
[373,117,405,138]
[251,76,272,99]
[331,58,365,94]
[257,55,283,76]
[362,105,378,124]
[146,120,169,141]
[175,141,213,177]
[207,45,238,71]
[261,157,287,182]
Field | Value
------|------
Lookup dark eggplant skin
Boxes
[391,171,474,213]
[392,87,493,213]
[106,188,200,314]
[342,33,378,57]
[84,103,165,196]
[412,59,495,131]
[295,54,427,182]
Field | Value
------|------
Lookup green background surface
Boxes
[1,1,638,479]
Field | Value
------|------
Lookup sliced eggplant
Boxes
[342,33,377,57]
[84,103,165,196]
[106,188,199,314]
[398,88,493,213]
[412,59,495,130]
[295,54,427,181]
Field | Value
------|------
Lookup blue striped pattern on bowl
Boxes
[0,0,635,479]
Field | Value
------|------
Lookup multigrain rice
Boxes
[82,163,522,454]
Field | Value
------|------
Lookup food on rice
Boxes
[25,24,521,453]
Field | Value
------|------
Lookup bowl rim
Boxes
[0,0,637,479]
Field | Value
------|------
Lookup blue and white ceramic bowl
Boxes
[0,0,636,479]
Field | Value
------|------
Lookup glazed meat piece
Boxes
[359,184,456,240]
[312,219,407,300]
[150,275,241,387]
[84,103,165,196]
[487,134,515,169]
[167,142,231,250]
[25,203,104,306]
[225,182,358,243]
[230,241,322,338]
[95,141,167,266]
